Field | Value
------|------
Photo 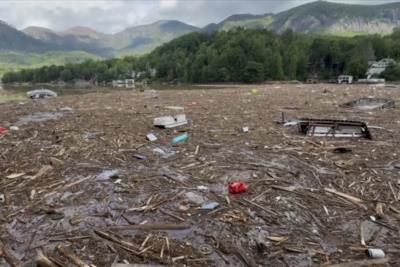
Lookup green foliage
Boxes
[381,63,400,81]
[0,51,101,77]
[3,28,400,84]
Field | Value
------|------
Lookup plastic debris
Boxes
[0,127,8,134]
[0,194,4,203]
[201,201,219,210]
[60,107,73,112]
[9,126,19,131]
[185,192,204,204]
[153,148,166,155]
[251,88,259,94]
[242,127,249,133]
[146,133,158,142]
[368,248,385,259]
[283,121,300,127]
[165,106,185,111]
[172,133,188,145]
[133,154,146,160]
[154,114,187,128]
[96,170,119,181]
[229,182,248,194]
[197,185,209,192]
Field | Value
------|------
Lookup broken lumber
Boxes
[324,187,367,210]
[36,249,57,267]
[56,245,90,267]
[110,223,191,231]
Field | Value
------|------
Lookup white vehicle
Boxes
[338,75,353,84]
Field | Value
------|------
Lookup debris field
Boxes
[0,84,400,267]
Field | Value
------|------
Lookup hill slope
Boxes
[23,20,200,56]
[203,1,400,36]
[0,21,54,52]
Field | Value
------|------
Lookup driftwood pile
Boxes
[0,84,399,266]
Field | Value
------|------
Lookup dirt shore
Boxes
[0,84,399,266]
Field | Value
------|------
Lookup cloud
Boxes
[0,0,397,33]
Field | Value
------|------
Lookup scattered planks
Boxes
[110,223,191,231]
[94,229,167,264]
[324,187,367,210]
[36,249,57,267]
[56,245,90,267]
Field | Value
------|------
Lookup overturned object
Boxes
[154,114,187,128]
[297,119,372,139]
[341,97,395,110]
[27,89,57,99]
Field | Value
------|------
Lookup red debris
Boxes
[0,127,8,134]
[228,182,248,194]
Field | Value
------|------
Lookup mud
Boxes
[0,84,399,266]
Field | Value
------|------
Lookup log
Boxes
[110,223,191,231]
[36,249,57,267]
[56,245,90,267]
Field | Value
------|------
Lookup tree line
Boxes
[2,28,400,84]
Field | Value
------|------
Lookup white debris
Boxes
[284,121,300,127]
[27,89,57,99]
[154,114,187,128]
[146,133,158,142]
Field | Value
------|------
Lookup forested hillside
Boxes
[3,28,400,83]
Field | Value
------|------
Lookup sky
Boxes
[0,0,398,33]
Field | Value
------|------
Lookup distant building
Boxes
[366,58,395,77]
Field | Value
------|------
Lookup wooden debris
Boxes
[242,198,278,216]
[110,223,191,231]
[375,202,384,217]
[6,173,25,179]
[324,257,389,267]
[324,187,367,209]
[0,240,22,267]
[36,249,57,267]
[267,236,289,242]
[31,165,53,180]
[94,229,140,254]
[56,245,90,267]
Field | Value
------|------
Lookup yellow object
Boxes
[251,88,259,94]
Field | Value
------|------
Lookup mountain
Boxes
[270,1,400,35]
[24,26,112,56]
[0,22,54,52]
[204,1,400,36]
[23,20,199,56]
[20,1,400,58]
[112,20,200,56]
[203,14,272,32]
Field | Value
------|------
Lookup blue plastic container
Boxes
[172,132,188,145]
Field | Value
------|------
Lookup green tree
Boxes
[60,69,73,81]
[243,61,264,83]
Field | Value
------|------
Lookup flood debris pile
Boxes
[0,84,400,267]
